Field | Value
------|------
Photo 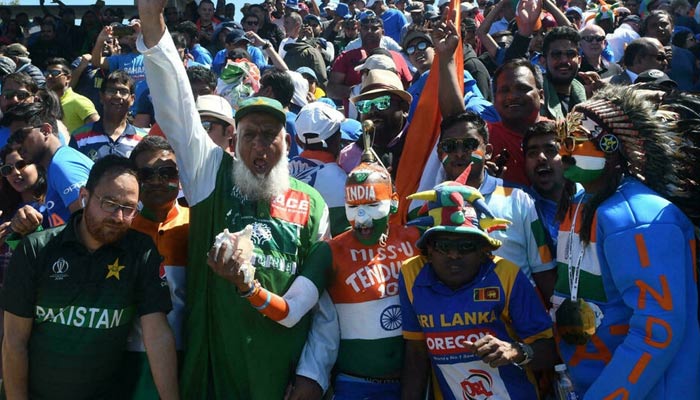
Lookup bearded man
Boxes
[138,1,331,398]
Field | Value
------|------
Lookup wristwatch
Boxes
[262,40,271,50]
[514,342,534,366]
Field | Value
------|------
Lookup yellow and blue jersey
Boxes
[399,256,552,400]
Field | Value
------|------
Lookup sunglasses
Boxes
[548,49,579,59]
[103,87,131,96]
[45,69,67,77]
[648,53,667,62]
[433,240,480,255]
[1,89,32,101]
[245,20,259,26]
[355,95,392,114]
[137,165,179,182]
[439,138,480,154]
[406,41,430,55]
[93,194,138,219]
[582,35,605,43]
[202,120,226,132]
[0,160,28,177]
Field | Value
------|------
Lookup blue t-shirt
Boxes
[107,52,148,112]
[190,43,213,66]
[400,256,552,400]
[0,126,9,149]
[45,146,94,227]
[380,8,408,44]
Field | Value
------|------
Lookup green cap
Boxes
[234,97,287,127]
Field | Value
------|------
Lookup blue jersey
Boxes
[45,146,93,227]
[400,256,552,400]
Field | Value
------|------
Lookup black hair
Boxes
[439,110,489,142]
[640,10,673,37]
[1,102,58,137]
[227,48,252,62]
[260,68,294,108]
[175,21,199,40]
[129,135,174,163]
[241,12,261,24]
[100,70,134,94]
[493,58,544,90]
[622,37,654,68]
[542,26,581,56]
[85,155,137,192]
[0,145,47,216]
[35,88,64,121]
[171,31,189,50]
[187,66,218,91]
[198,0,215,8]
[1,72,38,93]
[671,29,693,48]
[44,57,71,73]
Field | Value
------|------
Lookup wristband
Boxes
[262,41,271,50]
[239,280,260,298]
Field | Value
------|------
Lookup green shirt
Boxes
[0,212,171,400]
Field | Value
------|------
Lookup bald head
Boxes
[579,24,607,57]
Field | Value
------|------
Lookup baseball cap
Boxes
[285,0,301,10]
[565,6,583,18]
[461,2,478,12]
[402,29,432,50]
[634,69,678,88]
[296,66,318,82]
[438,0,449,7]
[4,43,29,57]
[0,56,16,77]
[336,2,351,18]
[304,14,322,25]
[340,118,362,142]
[235,97,287,127]
[295,102,345,147]
[197,95,236,126]
[354,54,397,72]
[226,29,252,44]
[621,14,641,24]
[365,0,383,7]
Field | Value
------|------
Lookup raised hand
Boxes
[516,0,543,37]
[431,8,460,58]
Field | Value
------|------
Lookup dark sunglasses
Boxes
[45,69,67,77]
[1,89,32,101]
[581,35,605,43]
[202,120,226,132]
[0,160,28,177]
[649,52,667,62]
[406,41,430,55]
[245,20,259,26]
[439,138,480,154]
[433,240,480,255]
[137,166,179,182]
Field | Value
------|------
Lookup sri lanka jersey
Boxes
[400,256,552,400]
[552,178,700,399]
[327,224,420,377]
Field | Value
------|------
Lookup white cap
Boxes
[295,102,345,147]
[366,0,383,7]
[196,95,236,126]
[555,364,568,372]
[354,54,397,72]
[461,1,477,12]
[287,70,309,109]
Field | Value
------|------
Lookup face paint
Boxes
[559,115,607,183]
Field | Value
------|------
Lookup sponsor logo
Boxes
[380,304,402,331]
[106,258,126,280]
[461,369,495,400]
[473,287,500,302]
[251,222,273,246]
[425,329,496,356]
[270,190,311,226]
[50,258,70,280]
[62,181,85,195]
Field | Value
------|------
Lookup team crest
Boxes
[473,287,500,302]
[106,258,126,280]
[599,134,619,153]
[250,222,273,246]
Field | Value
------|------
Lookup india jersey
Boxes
[400,256,552,400]
[327,225,420,377]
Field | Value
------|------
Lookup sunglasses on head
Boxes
[439,137,480,154]
[433,239,481,255]
[582,35,605,43]
[406,41,430,55]
[355,95,392,114]
[1,89,32,101]
[137,165,179,182]
[0,160,28,177]
[45,69,66,77]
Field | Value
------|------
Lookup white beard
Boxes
[232,140,290,201]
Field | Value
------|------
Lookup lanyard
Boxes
[566,196,586,301]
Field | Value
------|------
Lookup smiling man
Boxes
[541,26,586,120]
[137,2,331,398]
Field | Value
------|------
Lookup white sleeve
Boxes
[278,276,320,328]
[137,29,223,206]
[295,292,339,392]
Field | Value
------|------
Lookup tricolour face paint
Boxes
[558,114,608,183]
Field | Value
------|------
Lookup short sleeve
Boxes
[1,239,38,318]
[135,240,172,316]
[507,268,553,343]
[399,272,424,340]
[49,153,92,208]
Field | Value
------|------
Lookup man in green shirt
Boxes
[138,1,331,398]
[1,155,179,400]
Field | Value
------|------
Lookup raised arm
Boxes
[91,26,113,70]
[433,10,465,118]
[476,1,507,60]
